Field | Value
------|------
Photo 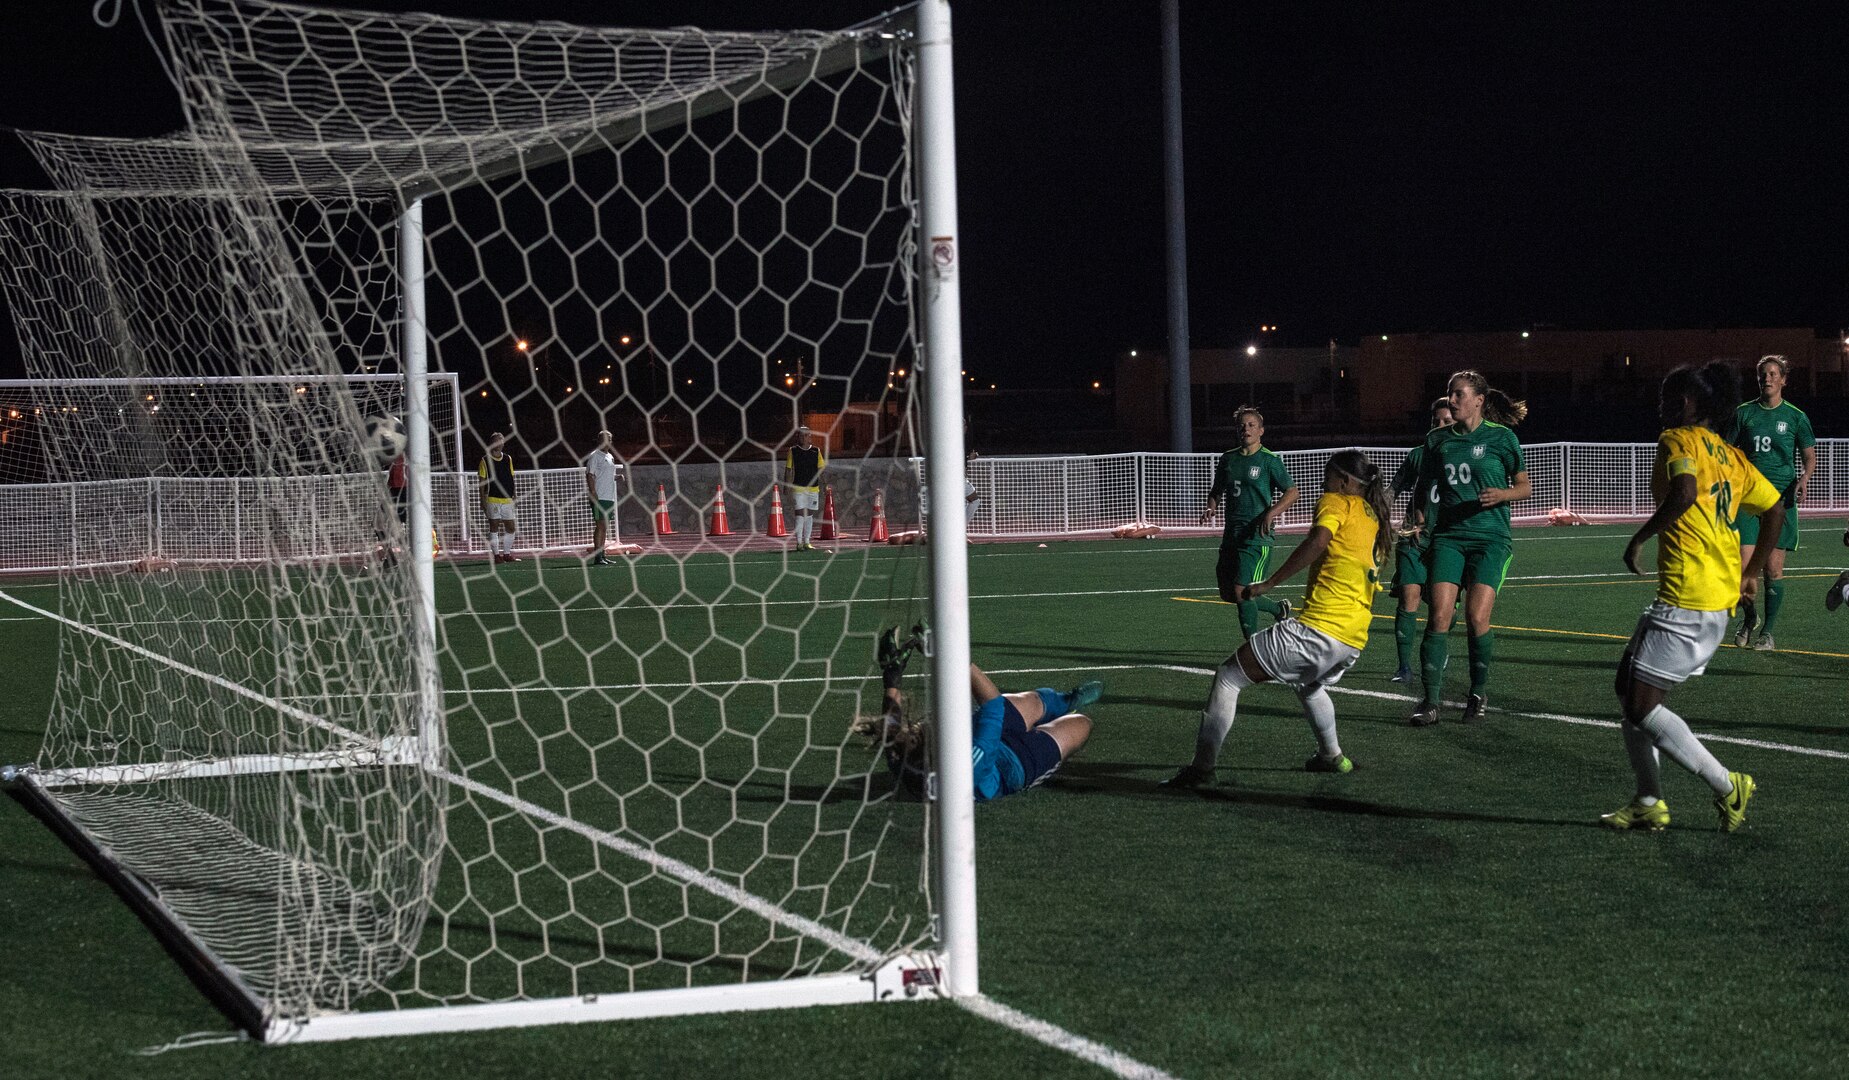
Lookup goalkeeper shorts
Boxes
[996,697,1064,796]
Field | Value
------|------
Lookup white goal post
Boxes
[0,0,975,1044]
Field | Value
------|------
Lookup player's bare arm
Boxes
[1258,485,1300,534]
[1623,473,1697,576]
[1243,524,1332,600]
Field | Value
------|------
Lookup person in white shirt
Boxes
[584,430,622,565]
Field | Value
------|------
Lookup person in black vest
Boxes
[477,431,521,564]
[783,425,826,550]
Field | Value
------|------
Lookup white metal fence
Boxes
[4,441,1846,572]
[959,440,1849,537]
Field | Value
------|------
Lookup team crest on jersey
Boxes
[1470,446,1486,459]
[1247,465,1260,479]
[1776,421,1788,434]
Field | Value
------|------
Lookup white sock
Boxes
[1299,688,1341,758]
[1193,657,1252,768]
[1621,721,1663,801]
[800,515,812,543]
[1639,703,1731,795]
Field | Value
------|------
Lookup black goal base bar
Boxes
[5,773,268,1040]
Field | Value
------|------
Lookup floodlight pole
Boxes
[917,0,978,1000]
[399,198,442,767]
[1162,0,1192,452]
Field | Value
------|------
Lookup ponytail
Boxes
[1450,369,1528,427]
[1329,449,1394,566]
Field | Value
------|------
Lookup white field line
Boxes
[47,565,1849,632]
[1140,662,1849,762]
[956,995,1180,1080]
[0,592,1174,1080]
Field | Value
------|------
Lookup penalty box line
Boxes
[0,590,1178,1080]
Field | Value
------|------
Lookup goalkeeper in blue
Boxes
[855,626,1103,801]
[1165,450,1391,786]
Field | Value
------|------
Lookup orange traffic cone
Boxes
[867,489,889,542]
[766,485,788,538]
[654,484,674,535]
[708,485,732,536]
[817,485,840,541]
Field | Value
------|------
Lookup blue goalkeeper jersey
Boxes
[970,697,1022,801]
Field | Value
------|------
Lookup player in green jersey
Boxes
[1406,371,1531,725]
[1201,405,1299,640]
[1730,355,1816,650]
[1386,397,1456,683]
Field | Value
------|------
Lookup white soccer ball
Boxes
[363,415,407,464]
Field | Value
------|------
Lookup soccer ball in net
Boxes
[363,415,407,464]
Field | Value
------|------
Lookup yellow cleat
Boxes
[1715,772,1756,832]
[1600,798,1671,832]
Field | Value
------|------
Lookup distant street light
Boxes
[1245,345,1258,357]
[515,339,529,352]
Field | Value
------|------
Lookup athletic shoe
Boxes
[1733,601,1756,647]
[1715,772,1756,832]
[590,554,610,566]
[1600,798,1671,832]
[1274,598,1293,625]
[504,553,523,563]
[1066,680,1105,711]
[1408,702,1440,727]
[1752,633,1775,652]
[1304,752,1354,774]
[1460,694,1488,723]
[1388,666,1413,684]
[1160,764,1215,789]
[1827,570,1849,613]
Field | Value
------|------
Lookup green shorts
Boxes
[1391,539,1428,596]
[589,498,615,522]
[1426,534,1514,592]
[1215,542,1272,604]
[1736,500,1798,551]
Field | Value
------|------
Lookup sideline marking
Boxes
[0,592,1178,1080]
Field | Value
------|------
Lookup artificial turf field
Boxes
[2,524,1846,1079]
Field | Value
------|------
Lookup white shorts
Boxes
[1623,601,1727,689]
[484,501,516,523]
[1248,618,1362,695]
[791,488,820,511]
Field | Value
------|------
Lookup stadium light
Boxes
[1381,335,1389,341]
[1091,381,1101,389]
[619,335,632,346]
[1129,350,1138,357]
[1521,331,1530,338]
[1245,345,1258,357]
[515,339,529,352]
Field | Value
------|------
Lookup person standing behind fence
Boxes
[1406,370,1530,725]
[478,431,521,564]
[1201,405,1299,641]
[1386,397,1456,684]
[584,430,621,566]
[784,425,825,551]
[1730,354,1815,651]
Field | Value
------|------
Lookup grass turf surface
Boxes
[3,526,1847,1078]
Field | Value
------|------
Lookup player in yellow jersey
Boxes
[1164,450,1392,786]
[1607,362,1784,833]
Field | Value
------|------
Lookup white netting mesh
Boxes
[1,0,938,1030]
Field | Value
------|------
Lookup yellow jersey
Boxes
[1653,425,1780,612]
[1297,492,1381,650]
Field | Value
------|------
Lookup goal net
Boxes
[0,0,968,1041]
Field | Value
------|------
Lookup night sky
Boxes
[2,1,1844,387]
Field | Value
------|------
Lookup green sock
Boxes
[1761,578,1785,635]
[1254,595,1284,617]
[1468,631,1495,696]
[1421,630,1449,706]
[1395,608,1418,671]
[1237,600,1260,639]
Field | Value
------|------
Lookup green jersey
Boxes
[1209,446,1295,547]
[1732,400,1813,493]
[1416,421,1525,540]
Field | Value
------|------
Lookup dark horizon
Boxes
[2,1,1844,389]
